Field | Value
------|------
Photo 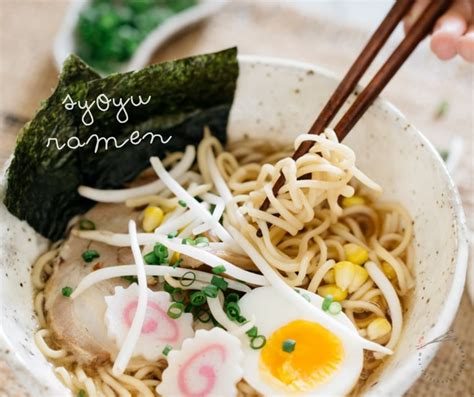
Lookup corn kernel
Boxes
[334,261,355,291]
[367,318,392,340]
[142,206,164,232]
[341,196,366,208]
[348,265,369,293]
[317,284,348,302]
[323,269,336,284]
[344,243,369,265]
[170,252,181,265]
[382,261,396,280]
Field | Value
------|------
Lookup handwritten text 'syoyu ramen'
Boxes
[62,93,151,126]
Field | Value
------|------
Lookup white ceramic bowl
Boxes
[53,0,224,73]
[0,56,468,396]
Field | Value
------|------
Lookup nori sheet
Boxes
[4,48,239,240]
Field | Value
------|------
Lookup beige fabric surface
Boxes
[0,1,472,396]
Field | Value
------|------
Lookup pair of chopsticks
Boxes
[258,0,453,219]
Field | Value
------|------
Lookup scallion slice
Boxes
[212,265,226,275]
[250,335,266,350]
[194,236,209,247]
[62,286,73,297]
[282,339,296,353]
[190,291,206,306]
[162,344,173,356]
[202,284,219,298]
[328,301,342,315]
[225,301,240,320]
[167,231,178,239]
[178,200,187,207]
[167,302,184,319]
[211,275,228,291]
[82,249,100,262]
[322,295,334,311]
[144,251,159,265]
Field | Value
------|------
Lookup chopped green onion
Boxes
[190,291,206,306]
[211,276,228,291]
[153,244,168,264]
[328,301,342,315]
[180,271,196,287]
[82,249,100,262]
[173,258,183,268]
[212,265,226,275]
[77,390,86,397]
[122,275,138,284]
[197,309,211,323]
[225,302,240,320]
[144,251,159,265]
[225,292,239,304]
[182,237,196,245]
[439,149,449,161]
[163,281,175,294]
[322,295,334,311]
[202,284,219,298]
[162,344,173,356]
[178,200,187,207]
[171,288,185,303]
[194,236,209,247]
[62,286,73,297]
[434,100,449,120]
[184,304,194,313]
[79,219,95,231]
[236,315,247,324]
[250,335,266,350]
[167,231,178,239]
[246,326,258,337]
[282,339,296,353]
[167,302,185,319]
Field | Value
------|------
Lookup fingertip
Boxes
[456,33,474,62]
[431,31,458,60]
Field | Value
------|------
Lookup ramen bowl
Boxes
[0,55,468,396]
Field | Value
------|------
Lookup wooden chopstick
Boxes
[258,0,452,219]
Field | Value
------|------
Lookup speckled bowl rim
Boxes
[0,55,468,396]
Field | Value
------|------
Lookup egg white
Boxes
[239,287,363,396]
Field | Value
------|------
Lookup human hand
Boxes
[404,0,474,62]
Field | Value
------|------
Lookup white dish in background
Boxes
[53,0,224,73]
[0,56,468,396]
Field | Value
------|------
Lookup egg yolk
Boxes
[259,319,344,392]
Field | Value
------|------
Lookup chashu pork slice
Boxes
[43,203,138,367]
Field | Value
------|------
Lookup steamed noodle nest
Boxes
[32,129,414,396]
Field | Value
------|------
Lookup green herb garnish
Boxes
[122,275,138,284]
[144,251,159,265]
[178,200,187,207]
[82,249,100,262]
[162,344,173,356]
[212,265,226,274]
[434,100,449,119]
[190,291,206,306]
[225,302,240,320]
[322,295,333,311]
[77,390,87,397]
[328,301,342,315]
[167,231,178,239]
[167,302,185,319]
[194,236,209,247]
[62,286,73,297]
[202,284,219,298]
[246,326,258,338]
[211,276,228,291]
[153,243,168,264]
[282,339,296,353]
[250,335,266,350]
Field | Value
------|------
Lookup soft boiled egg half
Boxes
[239,286,363,396]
